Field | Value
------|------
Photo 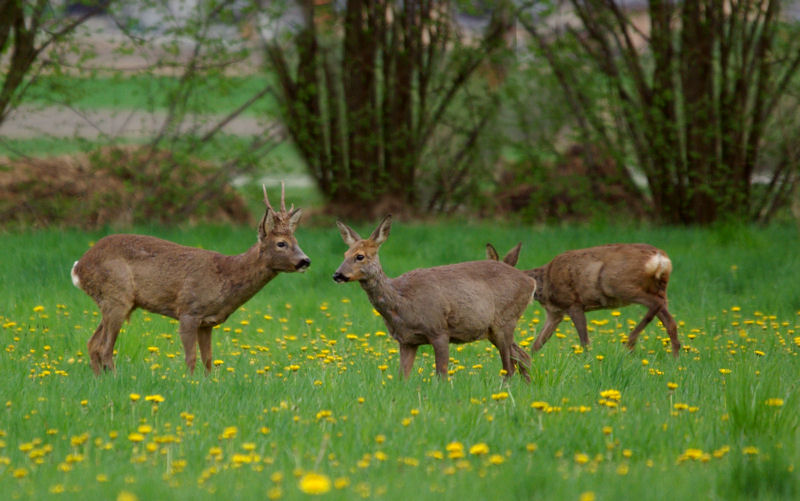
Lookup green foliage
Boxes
[1,222,798,499]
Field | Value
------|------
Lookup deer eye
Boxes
[355,254,365,261]
[277,241,287,248]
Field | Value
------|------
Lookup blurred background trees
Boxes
[2,0,800,226]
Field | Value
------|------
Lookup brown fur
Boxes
[334,216,535,380]
[72,186,310,375]
[488,243,680,356]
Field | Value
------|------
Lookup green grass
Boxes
[25,75,278,116]
[1,221,799,500]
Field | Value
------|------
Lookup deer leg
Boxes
[398,343,419,379]
[511,343,532,383]
[179,317,200,373]
[98,303,130,373]
[625,300,663,351]
[531,310,565,352]
[568,307,590,347]
[657,307,680,357]
[197,326,214,373]
[429,335,450,378]
[488,324,516,379]
[87,324,105,375]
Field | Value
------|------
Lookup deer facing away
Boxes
[334,216,535,380]
[486,242,680,356]
[71,185,310,375]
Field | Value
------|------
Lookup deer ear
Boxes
[370,214,391,246]
[336,220,362,247]
[259,209,276,242]
[486,243,499,261]
[287,208,303,232]
[503,242,522,267]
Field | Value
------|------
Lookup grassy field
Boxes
[1,220,799,500]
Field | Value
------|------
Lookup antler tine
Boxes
[262,184,273,211]
[280,181,286,212]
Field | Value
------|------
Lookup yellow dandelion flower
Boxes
[579,491,596,501]
[742,446,759,455]
[33,305,45,313]
[137,424,152,434]
[144,394,164,403]
[667,382,678,390]
[334,477,350,489]
[719,368,731,375]
[298,472,331,495]
[127,433,144,443]
[117,491,139,501]
[491,392,509,401]
[488,454,505,465]
[469,443,489,456]
[526,443,538,452]
[574,452,590,464]
[765,398,784,407]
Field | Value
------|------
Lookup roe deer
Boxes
[333,216,535,380]
[486,243,680,356]
[71,184,310,375]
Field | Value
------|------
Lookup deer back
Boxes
[538,244,670,311]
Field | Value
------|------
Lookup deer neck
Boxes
[359,269,402,318]
[220,244,279,299]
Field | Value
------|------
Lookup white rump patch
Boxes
[71,261,81,288]
[645,253,672,280]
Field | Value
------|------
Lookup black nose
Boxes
[296,258,311,270]
[333,272,348,283]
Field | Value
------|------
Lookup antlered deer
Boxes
[71,184,310,375]
[486,243,680,356]
[333,216,535,380]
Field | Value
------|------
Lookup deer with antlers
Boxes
[71,184,310,374]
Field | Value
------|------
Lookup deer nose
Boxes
[332,272,348,283]
[296,258,311,271]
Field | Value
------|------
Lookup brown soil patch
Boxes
[0,146,250,229]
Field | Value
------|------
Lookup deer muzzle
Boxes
[295,257,311,272]
[332,271,349,283]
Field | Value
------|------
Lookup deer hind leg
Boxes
[625,298,664,352]
[197,326,214,373]
[398,343,419,379]
[657,307,680,357]
[179,317,200,373]
[429,334,451,378]
[94,301,131,374]
[511,343,531,383]
[87,324,105,375]
[489,322,521,380]
[531,310,565,352]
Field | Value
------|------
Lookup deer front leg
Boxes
[198,326,214,373]
[531,309,565,352]
[398,343,419,379]
[179,316,200,373]
[429,335,450,378]
[567,306,590,347]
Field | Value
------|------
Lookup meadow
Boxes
[1,219,798,500]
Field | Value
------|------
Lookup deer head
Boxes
[258,183,310,272]
[333,215,392,283]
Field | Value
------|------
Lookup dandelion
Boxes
[491,392,509,401]
[579,491,596,501]
[298,472,331,495]
[144,394,164,403]
[574,452,590,464]
[117,491,139,501]
[667,382,678,390]
[220,427,238,439]
[33,305,44,313]
[526,443,538,452]
[469,443,489,456]
[127,433,144,443]
[719,368,731,375]
[765,398,784,407]
[488,454,505,465]
[742,446,759,456]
